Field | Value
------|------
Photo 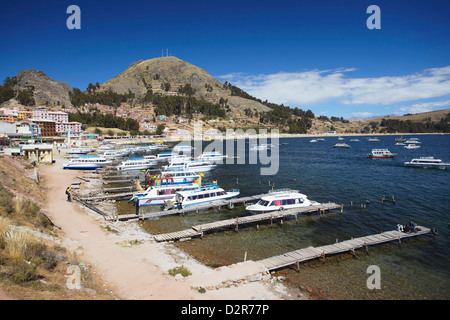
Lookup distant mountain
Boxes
[347,114,398,122]
[98,56,271,113]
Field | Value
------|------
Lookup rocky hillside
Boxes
[13,69,72,107]
[99,56,271,113]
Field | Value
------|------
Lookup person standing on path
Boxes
[66,186,72,202]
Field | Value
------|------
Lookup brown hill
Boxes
[98,56,271,114]
[13,69,72,107]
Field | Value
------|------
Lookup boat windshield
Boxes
[257,200,270,206]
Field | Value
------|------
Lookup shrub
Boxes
[168,265,192,277]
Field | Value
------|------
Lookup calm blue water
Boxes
[122,134,449,299]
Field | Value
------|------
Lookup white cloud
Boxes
[397,100,450,115]
[352,112,375,117]
[222,66,450,107]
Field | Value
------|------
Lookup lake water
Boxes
[116,134,450,300]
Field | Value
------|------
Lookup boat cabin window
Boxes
[257,200,270,207]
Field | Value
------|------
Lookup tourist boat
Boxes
[155,152,174,161]
[136,145,158,153]
[404,157,450,169]
[173,145,195,153]
[367,137,380,142]
[63,157,112,170]
[250,144,273,151]
[367,149,396,158]
[116,158,157,171]
[395,142,405,146]
[405,139,421,144]
[174,183,240,209]
[169,154,191,164]
[163,160,216,173]
[143,155,157,160]
[67,147,94,154]
[131,183,200,206]
[159,170,200,184]
[404,144,421,149]
[196,151,227,162]
[98,143,115,150]
[395,136,406,142]
[245,189,320,214]
[333,142,350,148]
[103,149,130,158]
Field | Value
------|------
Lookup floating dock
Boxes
[152,203,341,242]
[257,226,432,271]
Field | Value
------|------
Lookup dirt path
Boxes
[40,156,293,300]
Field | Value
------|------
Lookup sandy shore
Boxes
[39,153,300,300]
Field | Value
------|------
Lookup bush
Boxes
[168,265,192,277]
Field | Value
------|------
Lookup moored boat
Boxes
[333,142,350,148]
[404,157,450,169]
[367,149,396,158]
[404,144,421,149]
[245,189,320,214]
[116,158,157,171]
[63,157,112,170]
[174,183,240,209]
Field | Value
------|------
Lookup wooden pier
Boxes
[257,226,432,271]
[152,203,341,242]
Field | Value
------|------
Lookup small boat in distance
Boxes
[367,149,396,158]
[310,139,318,143]
[350,139,360,142]
[367,137,380,142]
[197,151,227,162]
[404,157,450,169]
[404,144,421,149]
[395,136,406,142]
[245,189,320,214]
[333,143,350,148]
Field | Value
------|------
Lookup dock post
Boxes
[235,216,239,232]
[364,242,368,253]
[340,204,344,214]
[270,214,273,226]
[321,251,326,263]
[295,213,298,222]
[244,251,247,262]
[200,226,203,239]
[382,195,385,204]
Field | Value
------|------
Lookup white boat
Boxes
[338,137,344,140]
[116,158,157,171]
[250,144,272,151]
[395,142,405,146]
[404,144,421,149]
[143,155,157,160]
[367,149,396,158]
[131,182,200,206]
[333,142,350,148]
[173,145,195,153]
[174,183,240,209]
[103,149,130,158]
[169,154,191,164]
[245,189,320,214]
[98,143,115,150]
[136,145,158,153]
[367,137,380,142]
[63,157,112,170]
[196,151,227,163]
[163,160,216,173]
[67,147,94,154]
[404,157,450,169]
[350,139,360,142]
[405,139,421,144]
[310,139,318,143]
[159,170,200,184]
[155,152,173,161]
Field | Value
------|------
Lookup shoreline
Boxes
[38,152,301,300]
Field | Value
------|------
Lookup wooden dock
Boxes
[257,226,432,271]
[152,203,341,242]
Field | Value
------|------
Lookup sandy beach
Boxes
[39,152,299,300]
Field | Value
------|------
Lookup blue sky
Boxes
[1,0,449,118]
